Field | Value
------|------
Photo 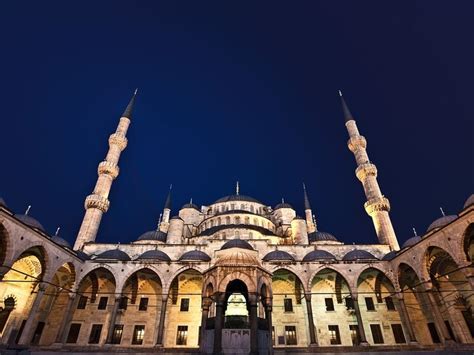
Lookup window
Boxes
[285,326,297,345]
[391,324,406,344]
[345,297,354,310]
[111,325,123,344]
[31,322,45,345]
[427,322,441,343]
[180,298,190,312]
[462,310,474,337]
[349,325,360,345]
[445,320,455,340]
[139,298,148,311]
[176,325,188,345]
[132,325,145,345]
[77,295,88,309]
[88,324,102,344]
[365,297,375,311]
[284,298,293,312]
[328,325,341,345]
[272,326,275,345]
[325,298,335,311]
[385,296,395,311]
[98,297,108,310]
[66,323,81,343]
[370,324,384,344]
[119,297,128,310]
[0,296,14,333]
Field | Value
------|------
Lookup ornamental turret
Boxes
[340,91,400,250]
[74,90,137,250]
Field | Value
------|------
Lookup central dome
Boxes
[214,194,262,204]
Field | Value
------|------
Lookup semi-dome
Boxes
[382,250,398,261]
[342,249,378,261]
[426,215,457,233]
[179,250,211,262]
[215,250,260,267]
[303,250,336,261]
[137,230,167,242]
[96,249,131,261]
[401,236,421,249]
[181,203,200,210]
[137,250,171,261]
[14,214,45,232]
[308,231,338,242]
[263,250,295,262]
[274,203,293,210]
[221,239,253,251]
[463,194,474,209]
[214,194,261,204]
[52,235,72,249]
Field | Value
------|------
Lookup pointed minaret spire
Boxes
[343,92,399,250]
[121,88,138,119]
[302,184,316,233]
[236,181,240,195]
[74,92,134,250]
[339,90,355,122]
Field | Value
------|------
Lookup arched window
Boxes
[235,216,241,224]
[210,220,214,227]
[231,204,235,210]
[217,217,221,226]
[250,205,254,213]
[222,232,227,240]
[240,204,245,210]
[249,232,253,239]
[235,231,240,238]
[253,218,258,225]
[208,208,212,215]
[245,217,250,224]
[226,216,231,225]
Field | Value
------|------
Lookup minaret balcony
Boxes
[355,163,377,181]
[85,194,110,212]
[347,135,367,152]
[98,161,119,179]
[108,133,128,151]
[364,196,390,215]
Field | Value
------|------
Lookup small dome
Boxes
[170,215,183,220]
[75,250,90,261]
[14,214,45,232]
[303,250,336,261]
[52,235,72,249]
[263,250,295,262]
[216,250,260,266]
[96,249,131,261]
[274,203,293,210]
[401,236,421,249]
[137,230,167,242]
[464,194,474,209]
[137,250,171,261]
[179,250,211,262]
[308,231,338,242]
[221,239,253,251]
[426,215,457,233]
[0,198,7,207]
[181,203,200,210]
[214,194,261,204]
[342,249,378,261]
[382,251,398,261]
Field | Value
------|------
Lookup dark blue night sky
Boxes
[1,2,472,247]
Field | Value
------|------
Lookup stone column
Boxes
[199,297,211,353]
[213,293,225,355]
[18,286,45,345]
[395,293,417,343]
[425,288,453,344]
[105,296,121,344]
[304,293,317,345]
[156,295,169,346]
[249,296,259,355]
[55,293,77,343]
[352,295,368,345]
[264,303,273,355]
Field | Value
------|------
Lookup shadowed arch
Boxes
[121,267,163,304]
[309,266,351,303]
[76,267,117,303]
[463,223,474,262]
[0,223,9,266]
[357,267,396,303]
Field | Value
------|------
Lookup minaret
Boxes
[74,90,137,250]
[303,183,316,233]
[158,185,172,232]
[340,91,400,250]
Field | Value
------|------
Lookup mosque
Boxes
[0,91,473,354]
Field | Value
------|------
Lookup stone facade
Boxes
[0,93,473,354]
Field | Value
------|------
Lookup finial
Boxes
[339,90,355,122]
[25,205,31,215]
[412,227,418,237]
[440,207,445,217]
[157,213,163,227]
[122,89,138,119]
[190,198,193,204]
[55,227,61,236]
[281,198,285,204]
[116,242,120,249]
[236,181,240,195]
